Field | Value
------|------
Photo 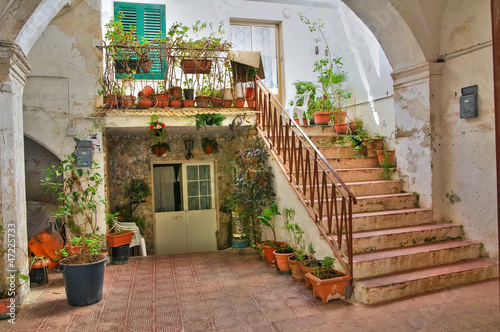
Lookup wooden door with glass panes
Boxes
[154,162,217,255]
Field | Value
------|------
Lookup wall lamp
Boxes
[184,139,194,160]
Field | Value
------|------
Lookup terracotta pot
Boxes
[195,96,210,108]
[105,94,119,107]
[246,97,255,108]
[65,245,83,256]
[377,150,395,167]
[349,121,363,134]
[256,242,267,260]
[183,99,196,107]
[106,232,133,248]
[300,260,322,289]
[273,250,294,272]
[234,98,245,108]
[288,256,307,281]
[204,145,214,155]
[121,95,136,108]
[170,99,182,108]
[154,93,170,108]
[139,85,154,98]
[313,112,331,125]
[151,144,169,157]
[170,86,183,100]
[181,59,213,74]
[245,87,255,99]
[212,97,223,107]
[138,97,154,109]
[334,123,348,134]
[263,241,286,266]
[306,270,352,303]
[31,257,50,269]
[364,138,384,157]
[222,99,232,108]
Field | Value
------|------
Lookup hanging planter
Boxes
[201,137,218,155]
[151,143,170,157]
[181,59,212,74]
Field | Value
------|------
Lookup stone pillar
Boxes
[0,41,31,303]
[391,62,443,210]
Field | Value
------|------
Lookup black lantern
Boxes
[184,139,194,160]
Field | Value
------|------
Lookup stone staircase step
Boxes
[353,258,499,304]
[353,239,482,279]
[292,125,337,136]
[350,223,463,254]
[302,146,358,158]
[302,180,403,197]
[296,168,385,184]
[325,156,379,169]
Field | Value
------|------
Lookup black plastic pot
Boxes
[111,244,130,265]
[184,88,194,100]
[30,267,48,286]
[59,256,106,306]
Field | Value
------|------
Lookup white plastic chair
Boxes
[288,91,311,126]
[116,221,147,257]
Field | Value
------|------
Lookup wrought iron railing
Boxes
[254,76,357,278]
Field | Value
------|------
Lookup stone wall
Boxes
[105,127,250,255]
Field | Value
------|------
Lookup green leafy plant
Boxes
[194,113,226,130]
[257,203,281,244]
[126,179,151,204]
[41,153,110,262]
[148,115,170,153]
[282,209,307,260]
[313,256,336,279]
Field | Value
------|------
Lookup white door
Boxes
[154,162,217,255]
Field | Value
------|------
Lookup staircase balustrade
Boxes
[254,76,357,278]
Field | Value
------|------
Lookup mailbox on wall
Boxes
[459,85,478,119]
[76,140,93,167]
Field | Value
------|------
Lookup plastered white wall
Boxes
[437,0,497,258]
[23,0,108,234]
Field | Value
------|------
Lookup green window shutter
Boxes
[114,2,165,80]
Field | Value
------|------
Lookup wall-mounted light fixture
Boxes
[184,139,194,160]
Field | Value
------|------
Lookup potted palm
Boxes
[305,256,352,303]
[41,153,109,306]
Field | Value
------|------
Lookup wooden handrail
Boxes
[254,76,356,278]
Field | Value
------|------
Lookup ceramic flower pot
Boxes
[234,98,245,108]
[105,231,133,248]
[334,123,348,134]
[182,99,195,107]
[288,256,307,281]
[212,97,223,107]
[121,95,136,108]
[139,85,154,98]
[300,259,322,289]
[138,97,154,109]
[170,99,182,108]
[222,99,232,108]
[364,138,384,157]
[195,96,210,108]
[377,150,395,167]
[105,94,119,107]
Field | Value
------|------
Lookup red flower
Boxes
[149,125,154,129]
[161,123,165,128]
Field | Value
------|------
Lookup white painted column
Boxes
[391,62,442,210]
[0,41,31,303]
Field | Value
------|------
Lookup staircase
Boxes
[301,125,499,304]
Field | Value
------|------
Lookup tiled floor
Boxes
[1,249,499,331]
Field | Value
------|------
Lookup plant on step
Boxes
[282,208,307,260]
[313,256,344,280]
[257,202,281,244]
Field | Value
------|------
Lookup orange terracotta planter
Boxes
[306,270,352,303]
[313,112,331,125]
[121,95,136,108]
[138,97,154,109]
[181,59,212,74]
[182,99,195,107]
[334,123,348,134]
[300,260,322,289]
[377,150,395,167]
[139,85,154,98]
[196,96,210,108]
[0,295,17,319]
[288,256,307,281]
[212,97,223,107]
[273,250,294,272]
[364,138,384,157]
[170,99,182,108]
[106,232,133,248]
[222,99,233,108]
[234,98,245,108]
[105,94,119,107]
[263,243,277,266]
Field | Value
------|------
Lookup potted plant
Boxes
[148,115,170,157]
[364,133,384,157]
[194,113,226,130]
[312,57,351,129]
[196,82,212,108]
[282,209,309,281]
[154,82,170,108]
[105,213,133,265]
[377,138,396,168]
[347,105,363,134]
[201,137,218,155]
[29,256,50,287]
[41,154,109,306]
[305,256,352,303]
[257,203,283,266]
